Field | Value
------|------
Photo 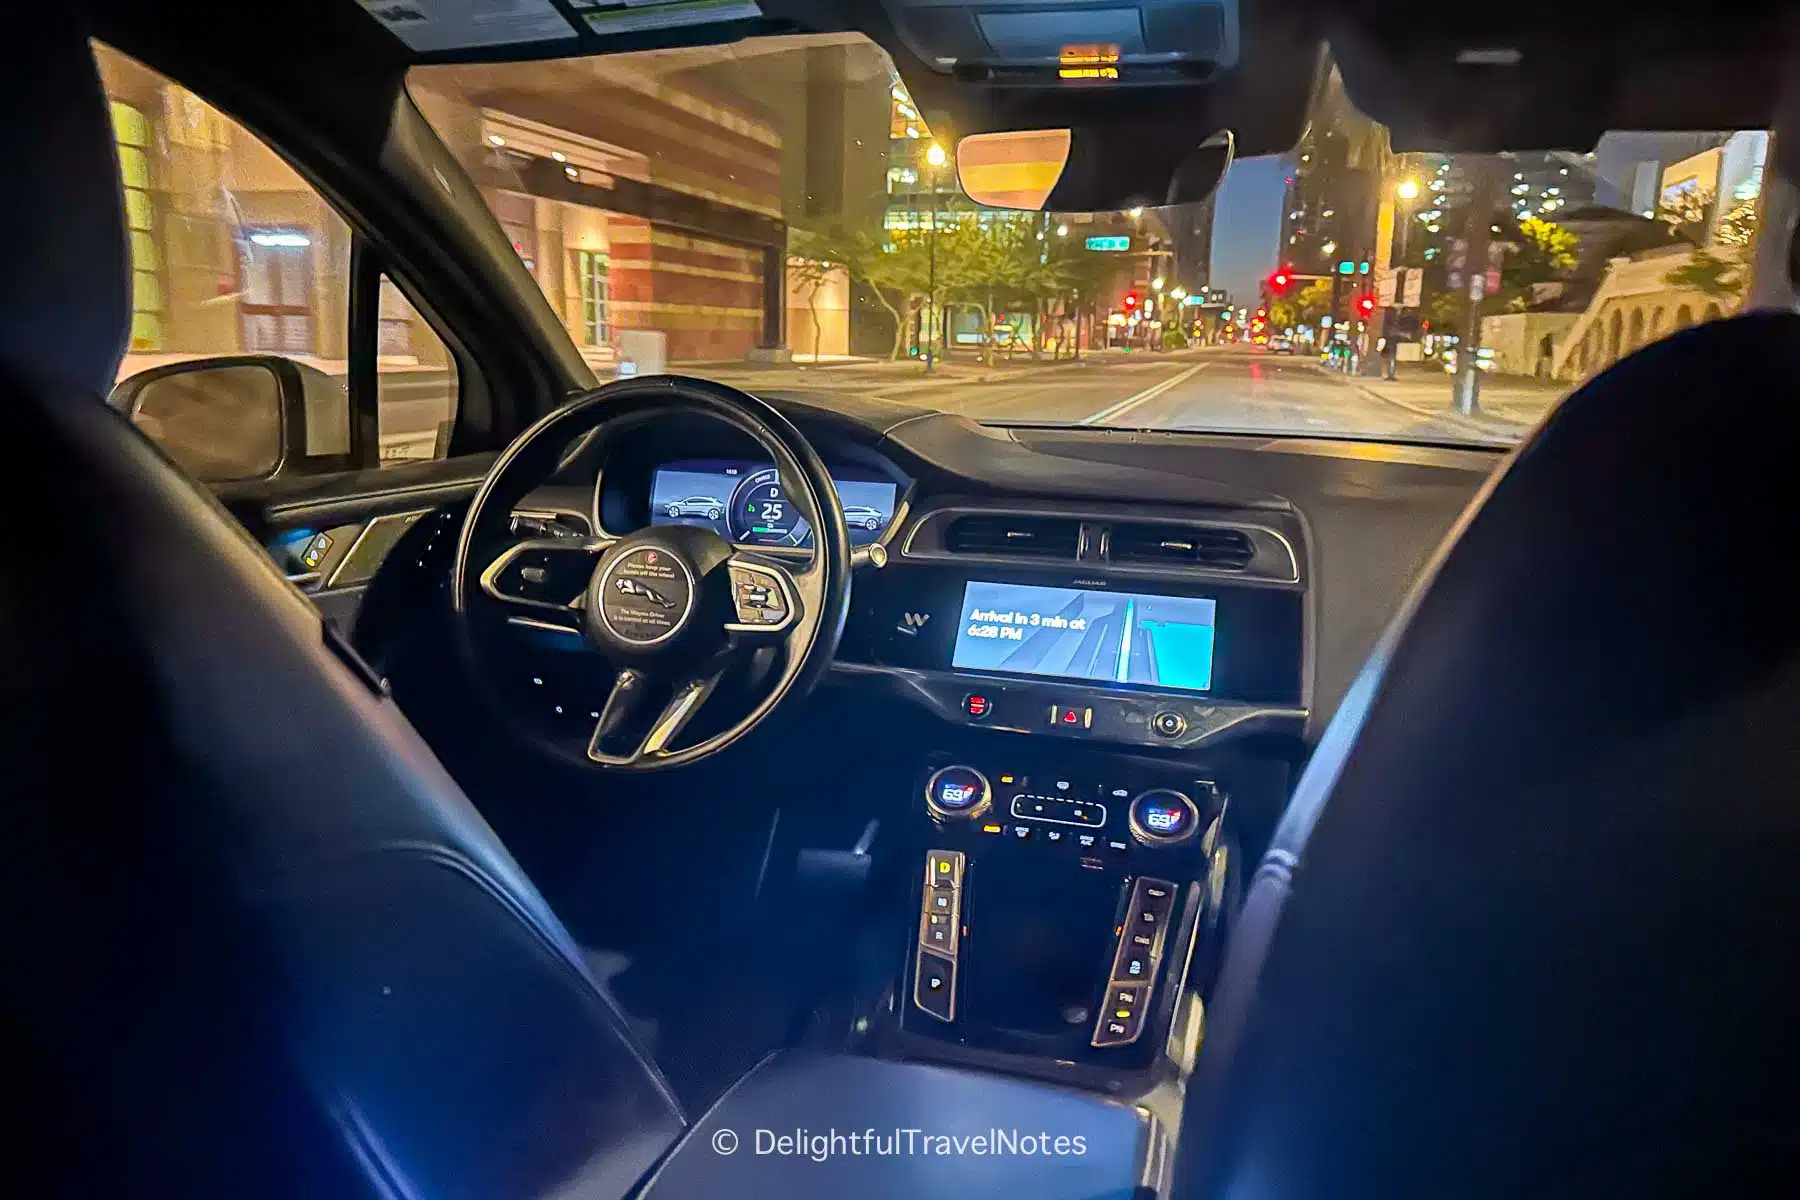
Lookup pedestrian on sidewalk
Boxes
[1378,335,1400,380]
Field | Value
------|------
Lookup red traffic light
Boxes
[1123,291,1140,309]
[1355,294,1376,318]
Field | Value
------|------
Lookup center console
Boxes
[897,752,1226,1071]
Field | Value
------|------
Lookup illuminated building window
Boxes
[111,99,164,350]
[577,249,611,346]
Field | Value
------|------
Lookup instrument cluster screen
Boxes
[952,580,1217,692]
[649,459,898,548]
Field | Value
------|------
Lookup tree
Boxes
[1714,195,1760,247]
[787,228,839,363]
[796,225,928,361]
[1658,186,1714,244]
[1664,249,1746,300]
[1489,216,1579,312]
[1423,288,1466,333]
[1294,279,1333,324]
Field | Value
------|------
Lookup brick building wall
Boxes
[412,57,788,363]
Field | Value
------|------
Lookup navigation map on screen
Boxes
[951,580,1216,692]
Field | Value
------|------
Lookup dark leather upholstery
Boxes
[1176,313,1800,1196]
[1,11,683,1197]
[637,1051,1152,1199]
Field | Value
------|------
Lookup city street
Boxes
[705,345,1554,443]
[119,345,1555,458]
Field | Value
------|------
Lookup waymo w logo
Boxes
[897,611,932,635]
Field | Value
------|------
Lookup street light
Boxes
[1056,223,1068,236]
[1321,239,1337,257]
[1396,178,1420,200]
[1152,277,1165,291]
[923,144,947,373]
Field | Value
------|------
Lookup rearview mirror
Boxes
[957,128,1233,212]
[109,355,350,484]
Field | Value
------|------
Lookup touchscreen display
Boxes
[952,580,1217,692]
[649,459,897,548]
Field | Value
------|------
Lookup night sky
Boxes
[1208,155,1291,305]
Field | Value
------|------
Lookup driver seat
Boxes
[2,13,688,1197]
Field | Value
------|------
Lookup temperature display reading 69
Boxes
[650,459,899,548]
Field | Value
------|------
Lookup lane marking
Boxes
[1079,362,1210,426]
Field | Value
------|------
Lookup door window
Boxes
[97,41,461,472]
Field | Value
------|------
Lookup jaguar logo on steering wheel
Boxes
[613,576,676,609]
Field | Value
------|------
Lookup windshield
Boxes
[409,35,1771,447]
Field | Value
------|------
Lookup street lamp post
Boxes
[1367,173,1422,377]
[924,142,947,372]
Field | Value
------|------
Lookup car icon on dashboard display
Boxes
[665,495,724,519]
[842,504,886,530]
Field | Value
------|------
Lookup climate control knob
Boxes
[924,765,992,822]
[1128,789,1201,846]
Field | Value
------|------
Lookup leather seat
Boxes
[1176,311,1800,1196]
[2,12,685,1196]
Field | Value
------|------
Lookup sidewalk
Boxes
[1326,362,1565,438]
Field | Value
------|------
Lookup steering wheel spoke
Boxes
[478,536,615,631]
[586,664,726,766]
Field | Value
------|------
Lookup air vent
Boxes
[1109,523,1254,570]
[946,514,1081,559]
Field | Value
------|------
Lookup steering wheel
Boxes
[449,376,852,771]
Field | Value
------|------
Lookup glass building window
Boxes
[577,249,610,346]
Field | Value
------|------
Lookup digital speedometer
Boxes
[727,467,809,546]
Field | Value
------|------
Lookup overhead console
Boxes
[837,501,1308,752]
[883,0,1241,83]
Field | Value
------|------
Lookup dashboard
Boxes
[511,391,1501,760]
[649,458,897,548]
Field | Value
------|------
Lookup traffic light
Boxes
[1269,265,1295,294]
[1123,291,1140,310]
[1355,294,1377,319]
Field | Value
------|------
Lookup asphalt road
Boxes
[863,347,1522,442]
[372,347,1532,449]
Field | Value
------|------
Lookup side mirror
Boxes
[109,355,351,484]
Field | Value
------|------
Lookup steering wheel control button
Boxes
[1128,789,1202,846]
[726,562,792,630]
[595,546,695,647]
[914,949,956,1023]
[962,693,992,720]
[1151,710,1188,739]
[924,765,992,822]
